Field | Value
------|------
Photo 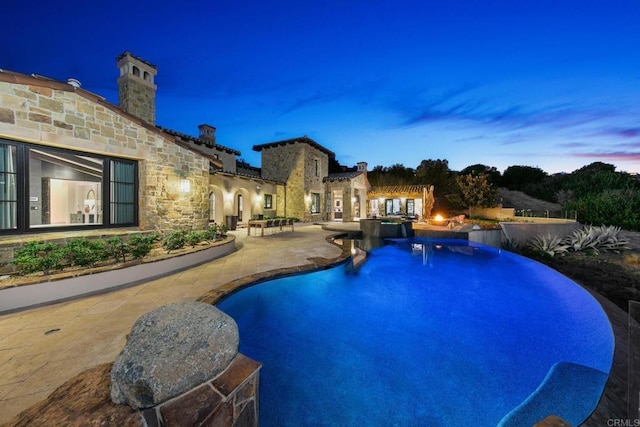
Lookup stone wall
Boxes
[260,142,328,220]
[0,75,211,233]
[209,175,283,225]
[143,354,260,426]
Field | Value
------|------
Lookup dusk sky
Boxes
[3,1,639,174]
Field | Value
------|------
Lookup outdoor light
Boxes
[180,179,191,193]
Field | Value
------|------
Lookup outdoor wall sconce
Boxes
[180,179,191,193]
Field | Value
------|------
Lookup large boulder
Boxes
[110,302,239,409]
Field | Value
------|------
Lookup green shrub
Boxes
[564,189,640,231]
[185,230,205,247]
[162,230,187,253]
[202,225,218,241]
[105,236,130,264]
[63,238,108,267]
[12,241,65,275]
[128,234,159,259]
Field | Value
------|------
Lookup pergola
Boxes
[367,185,435,219]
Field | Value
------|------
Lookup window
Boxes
[407,199,415,216]
[0,139,139,234]
[314,158,320,177]
[110,160,136,225]
[311,193,320,214]
[0,143,17,230]
[29,147,104,228]
[264,194,273,209]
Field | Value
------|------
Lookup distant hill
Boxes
[497,188,562,211]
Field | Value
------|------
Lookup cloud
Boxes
[571,151,640,162]
[592,127,640,139]
[558,142,591,148]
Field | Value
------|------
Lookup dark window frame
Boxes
[0,138,139,235]
[264,194,273,209]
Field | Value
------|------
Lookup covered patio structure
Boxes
[367,185,435,221]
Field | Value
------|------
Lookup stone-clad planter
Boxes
[0,236,236,314]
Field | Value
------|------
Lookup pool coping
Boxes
[197,234,352,305]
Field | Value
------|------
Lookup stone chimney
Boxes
[116,52,157,125]
[357,162,368,176]
[198,124,217,147]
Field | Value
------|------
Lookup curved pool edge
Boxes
[497,362,610,427]
[198,233,351,305]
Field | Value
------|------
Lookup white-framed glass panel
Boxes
[407,199,415,216]
[311,193,321,213]
[392,198,401,214]
[369,199,379,217]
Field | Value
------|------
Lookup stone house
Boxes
[323,162,370,222]
[0,51,368,239]
[367,185,435,221]
[0,52,212,235]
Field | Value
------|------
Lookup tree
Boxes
[415,159,459,211]
[455,173,498,217]
[459,164,501,186]
[502,165,548,191]
[367,164,415,186]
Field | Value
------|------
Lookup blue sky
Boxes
[3,0,639,174]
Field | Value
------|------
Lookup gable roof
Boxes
[0,69,226,169]
[158,126,241,156]
[368,185,433,198]
[323,170,363,182]
[252,136,336,158]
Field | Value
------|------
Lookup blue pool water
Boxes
[216,238,614,426]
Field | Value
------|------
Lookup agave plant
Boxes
[527,234,570,258]
[562,224,629,254]
[564,227,600,253]
[589,225,629,253]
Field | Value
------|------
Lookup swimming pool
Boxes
[216,238,614,426]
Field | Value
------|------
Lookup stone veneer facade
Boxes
[0,73,210,233]
[259,140,329,221]
[324,172,369,221]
